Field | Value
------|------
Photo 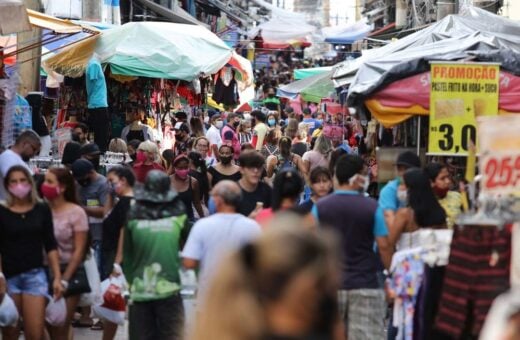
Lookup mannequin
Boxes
[86,54,109,152]
[121,106,154,142]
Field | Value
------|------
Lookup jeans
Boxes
[128,294,184,340]
[6,267,48,297]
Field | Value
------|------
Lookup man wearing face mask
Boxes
[0,130,41,199]
[71,159,110,274]
[262,87,281,114]
[312,154,393,339]
[221,113,241,160]
[378,151,421,230]
[205,111,223,160]
[79,142,102,173]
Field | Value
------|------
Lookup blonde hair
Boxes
[314,135,333,155]
[3,165,40,207]
[137,140,158,154]
[191,216,339,340]
[108,138,128,153]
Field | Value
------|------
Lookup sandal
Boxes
[91,320,104,330]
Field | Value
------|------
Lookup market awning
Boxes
[27,9,83,34]
[323,20,373,45]
[294,66,332,80]
[278,70,335,103]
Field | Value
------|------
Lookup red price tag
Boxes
[481,154,520,194]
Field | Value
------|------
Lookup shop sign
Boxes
[428,62,499,155]
[477,114,520,195]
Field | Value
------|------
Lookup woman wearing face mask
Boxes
[298,166,333,214]
[266,113,278,128]
[100,165,135,340]
[207,145,241,188]
[42,167,89,340]
[132,140,165,183]
[424,162,463,229]
[0,166,63,340]
[170,155,204,221]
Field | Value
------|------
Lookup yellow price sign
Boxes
[428,62,499,155]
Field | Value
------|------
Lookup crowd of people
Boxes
[0,103,467,339]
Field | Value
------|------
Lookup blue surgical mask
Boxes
[268,119,276,127]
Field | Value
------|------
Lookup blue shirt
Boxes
[86,59,108,109]
[378,178,403,212]
[302,118,322,135]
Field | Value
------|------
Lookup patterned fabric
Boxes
[337,289,386,340]
[438,191,463,229]
[435,225,511,338]
[387,248,426,340]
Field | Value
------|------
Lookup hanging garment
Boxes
[212,77,239,107]
[435,225,511,338]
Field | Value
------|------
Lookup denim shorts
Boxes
[7,267,49,297]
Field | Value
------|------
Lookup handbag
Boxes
[48,264,91,297]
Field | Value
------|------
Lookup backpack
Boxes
[275,153,297,173]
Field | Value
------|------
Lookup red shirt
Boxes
[133,162,166,183]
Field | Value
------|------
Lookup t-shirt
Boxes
[182,213,261,297]
[302,150,328,172]
[313,190,388,290]
[222,125,241,159]
[52,204,89,263]
[77,174,110,242]
[0,149,31,200]
[302,118,322,135]
[252,123,269,151]
[378,178,402,212]
[86,58,108,109]
[0,202,57,278]
[123,214,186,302]
[238,182,272,216]
[102,196,132,251]
[205,125,222,156]
[439,191,463,229]
[133,162,166,184]
[263,97,280,111]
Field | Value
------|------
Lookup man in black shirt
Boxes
[237,151,272,217]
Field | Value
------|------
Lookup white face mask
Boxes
[348,174,369,193]
[397,189,408,206]
[204,116,210,124]
[215,121,224,129]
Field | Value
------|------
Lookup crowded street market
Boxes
[1,0,520,339]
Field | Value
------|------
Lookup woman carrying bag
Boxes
[0,166,63,340]
[41,167,89,339]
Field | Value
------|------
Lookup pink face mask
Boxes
[9,183,32,199]
[136,151,147,163]
[175,169,190,180]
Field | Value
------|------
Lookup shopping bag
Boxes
[45,297,67,326]
[0,294,19,327]
[78,249,102,307]
[92,275,127,325]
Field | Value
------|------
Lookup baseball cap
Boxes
[71,159,94,178]
[174,122,190,133]
[79,143,101,156]
[395,151,421,169]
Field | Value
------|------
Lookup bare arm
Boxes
[62,231,88,282]
[388,208,410,247]
[383,210,396,234]
[84,206,105,218]
[114,229,124,265]
[266,155,277,178]
[191,178,204,218]
[47,250,63,299]
[375,236,393,270]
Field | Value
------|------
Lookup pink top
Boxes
[52,204,89,263]
[255,208,274,227]
[302,150,328,172]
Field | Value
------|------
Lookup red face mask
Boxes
[136,150,147,163]
[433,186,449,199]
[175,169,190,180]
[41,183,60,200]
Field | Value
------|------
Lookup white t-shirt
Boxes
[205,125,222,153]
[0,150,31,200]
[182,213,261,298]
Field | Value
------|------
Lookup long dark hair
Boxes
[424,162,447,183]
[272,168,304,211]
[278,136,292,159]
[188,151,209,202]
[403,168,447,227]
[49,167,79,204]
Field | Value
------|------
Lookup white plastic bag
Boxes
[0,294,19,327]
[45,297,67,326]
[92,274,127,325]
[78,249,102,307]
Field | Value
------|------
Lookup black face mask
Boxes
[175,134,183,141]
[220,155,232,165]
[78,177,91,187]
[233,121,240,128]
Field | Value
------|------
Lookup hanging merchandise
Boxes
[212,68,239,107]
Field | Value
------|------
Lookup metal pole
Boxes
[417,115,421,156]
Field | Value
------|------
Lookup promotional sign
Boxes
[428,62,499,155]
[478,115,520,195]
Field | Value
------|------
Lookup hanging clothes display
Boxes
[212,68,239,107]
[435,225,511,338]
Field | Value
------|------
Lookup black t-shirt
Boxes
[238,182,272,216]
[291,142,308,157]
[0,202,57,278]
[102,196,132,251]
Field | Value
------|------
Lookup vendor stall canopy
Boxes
[321,19,373,45]
[336,7,520,108]
[44,21,233,81]
[277,69,335,103]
